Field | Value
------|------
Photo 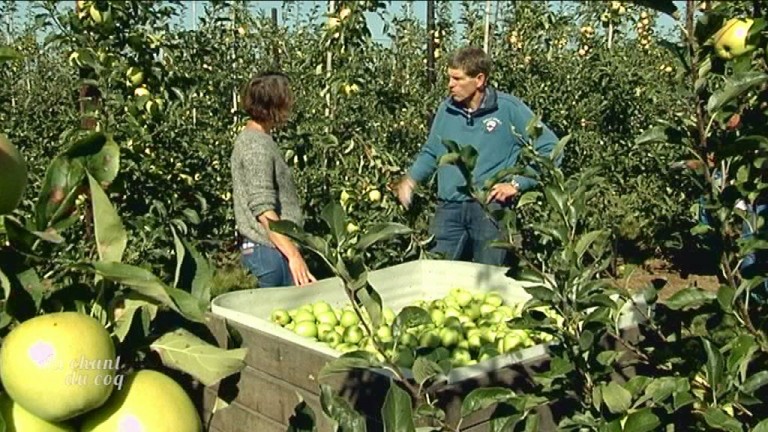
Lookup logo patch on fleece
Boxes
[483,117,502,133]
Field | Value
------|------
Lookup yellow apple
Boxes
[79,369,201,432]
[0,393,75,432]
[0,312,117,422]
[713,17,755,60]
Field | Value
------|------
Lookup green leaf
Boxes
[632,0,678,18]
[90,262,178,312]
[320,202,346,244]
[622,408,661,432]
[318,354,383,381]
[575,230,607,262]
[461,388,516,418]
[636,377,678,406]
[149,328,247,386]
[602,382,631,415]
[702,407,742,432]
[743,371,768,395]
[287,397,318,432]
[113,298,148,342]
[663,287,716,310]
[88,173,127,263]
[753,418,768,432]
[85,135,120,185]
[707,72,768,114]
[702,338,724,393]
[438,152,461,166]
[393,306,431,335]
[726,335,757,379]
[516,191,541,208]
[523,285,556,302]
[34,155,85,232]
[717,284,736,312]
[319,384,367,432]
[354,223,412,251]
[0,46,23,63]
[382,381,416,432]
[635,125,682,145]
[166,286,207,323]
[269,220,330,258]
[171,227,213,305]
[355,283,383,328]
[412,356,444,386]
[64,131,108,158]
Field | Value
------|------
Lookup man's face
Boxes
[447,68,485,104]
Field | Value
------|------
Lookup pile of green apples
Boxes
[269,288,559,368]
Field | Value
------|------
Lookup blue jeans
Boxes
[428,200,508,266]
[699,197,768,300]
[240,243,292,288]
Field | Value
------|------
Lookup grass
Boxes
[210,260,258,298]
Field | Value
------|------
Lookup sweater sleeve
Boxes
[407,107,444,183]
[238,137,277,218]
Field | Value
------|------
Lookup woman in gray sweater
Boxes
[230,72,316,287]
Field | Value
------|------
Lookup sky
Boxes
[7,1,683,42]
[183,1,683,42]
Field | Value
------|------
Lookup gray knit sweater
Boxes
[231,128,304,247]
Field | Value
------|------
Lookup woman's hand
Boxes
[288,255,317,286]
[486,182,519,203]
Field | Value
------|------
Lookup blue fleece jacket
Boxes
[407,86,560,202]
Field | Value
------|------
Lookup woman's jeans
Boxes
[428,200,508,266]
[240,242,292,288]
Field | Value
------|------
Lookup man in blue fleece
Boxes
[396,46,559,266]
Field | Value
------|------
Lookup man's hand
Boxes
[396,175,416,209]
[287,255,317,286]
[486,182,519,203]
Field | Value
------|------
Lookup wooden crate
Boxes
[195,260,645,432]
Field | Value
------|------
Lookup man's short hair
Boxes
[448,47,492,78]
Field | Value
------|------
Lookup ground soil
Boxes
[605,258,721,301]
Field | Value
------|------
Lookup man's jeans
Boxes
[699,197,768,301]
[428,200,508,266]
[240,242,293,288]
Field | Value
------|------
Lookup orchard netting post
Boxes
[74,0,99,131]
[426,0,435,89]
[482,0,492,53]
[325,0,335,131]
[271,7,280,69]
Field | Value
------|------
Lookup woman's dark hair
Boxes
[240,71,294,125]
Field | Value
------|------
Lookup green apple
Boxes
[467,332,483,350]
[294,321,318,339]
[444,308,461,319]
[479,303,497,316]
[125,67,144,86]
[312,301,332,316]
[455,291,473,308]
[375,325,393,345]
[444,297,459,310]
[429,308,446,326]
[321,330,343,348]
[299,304,313,313]
[451,348,472,366]
[343,326,364,345]
[294,310,315,323]
[316,323,334,338]
[270,309,291,326]
[334,325,346,334]
[431,299,446,310]
[439,327,461,348]
[339,310,359,328]
[382,308,396,325]
[399,332,418,348]
[419,330,441,348]
[444,316,462,329]
[484,292,504,307]
[497,305,515,318]
[713,17,755,60]
[316,311,338,327]
[464,302,481,320]
[285,322,295,331]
